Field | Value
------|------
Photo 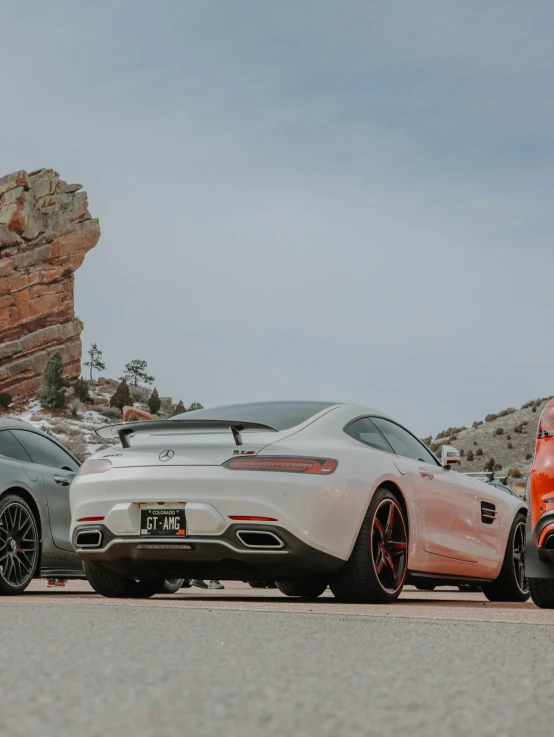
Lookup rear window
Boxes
[171,401,337,431]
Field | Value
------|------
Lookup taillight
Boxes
[224,457,337,474]
[76,459,112,476]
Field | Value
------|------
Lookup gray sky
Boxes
[2,1,554,435]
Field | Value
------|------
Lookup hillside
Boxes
[423,396,551,491]
[4,379,180,461]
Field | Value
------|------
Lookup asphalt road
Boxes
[2,583,553,737]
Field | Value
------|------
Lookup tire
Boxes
[482,512,529,602]
[330,486,408,604]
[84,564,162,599]
[277,580,328,598]
[415,583,436,591]
[528,578,554,608]
[157,578,185,594]
[0,494,40,596]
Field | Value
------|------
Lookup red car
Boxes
[526,399,554,607]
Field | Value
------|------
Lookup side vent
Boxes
[481,501,496,524]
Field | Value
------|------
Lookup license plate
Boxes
[140,508,186,536]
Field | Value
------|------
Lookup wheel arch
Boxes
[375,480,410,539]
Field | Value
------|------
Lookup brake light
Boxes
[76,459,112,476]
[224,457,337,474]
[78,516,105,522]
[229,515,278,521]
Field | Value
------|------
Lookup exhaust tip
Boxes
[75,529,103,548]
[236,530,284,549]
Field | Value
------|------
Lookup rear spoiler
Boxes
[95,419,278,449]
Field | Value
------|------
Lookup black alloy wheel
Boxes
[483,512,529,602]
[512,519,528,596]
[0,496,39,595]
[330,486,409,604]
[371,498,408,596]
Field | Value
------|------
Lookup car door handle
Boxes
[54,475,71,486]
[419,469,435,480]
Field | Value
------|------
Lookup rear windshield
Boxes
[171,401,337,431]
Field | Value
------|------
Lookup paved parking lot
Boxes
[2,583,553,737]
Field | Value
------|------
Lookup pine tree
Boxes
[110,379,133,411]
[148,387,161,415]
[188,401,203,411]
[120,359,154,387]
[84,343,106,380]
[39,351,67,409]
[73,377,90,402]
[172,400,186,416]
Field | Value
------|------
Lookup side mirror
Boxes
[441,445,461,468]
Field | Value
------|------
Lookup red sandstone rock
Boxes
[122,406,156,421]
[0,169,100,399]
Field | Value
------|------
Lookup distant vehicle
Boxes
[525,400,554,608]
[0,419,183,595]
[71,401,529,603]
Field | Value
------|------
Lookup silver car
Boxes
[0,418,186,595]
[0,418,84,594]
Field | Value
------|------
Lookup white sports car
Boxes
[70,401,529,603]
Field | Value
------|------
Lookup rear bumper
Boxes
[73,523,345,581]
[526,510,554,579]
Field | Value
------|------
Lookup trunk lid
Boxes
[97,429,284,468]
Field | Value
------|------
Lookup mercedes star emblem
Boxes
[159,450,175,462]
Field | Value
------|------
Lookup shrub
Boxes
[525,453,532,461]
[39,351,66,409]
[97,406,122,421]
[430,442,440,453]
[172,400,186,416]
[189,401,204,412]
[68,398,84,418]
[494,463,502,471]
[148,387,161,415]
[110,379,133,411]
[73,377,90,402]
[460,448,465,457]
[495,427,504,435]
[507,442,512,449]
[466,450,474,462]
[63,434,86,463]
[0,392,12,409]
[532,406,537,413]
[508,468,523,479]
[421,436,432,446]
[507,434,511,440]
[472,421,479,429]
[64,424,83,438]
[476,447,483,456]
[484,457,496,472]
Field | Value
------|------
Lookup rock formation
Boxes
[0,169,100,398]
